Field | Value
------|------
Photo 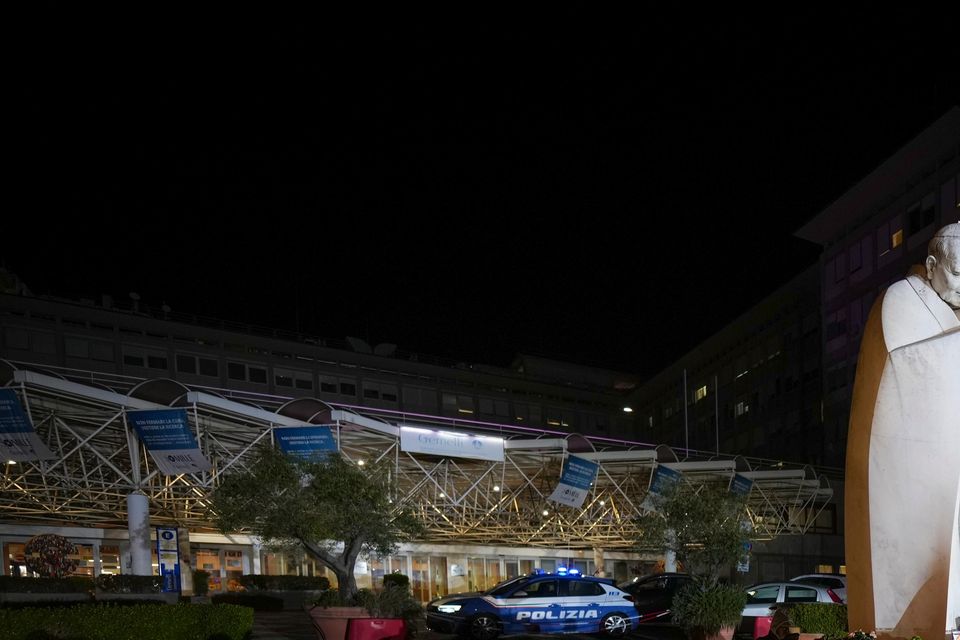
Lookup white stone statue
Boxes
[846,222,960,640]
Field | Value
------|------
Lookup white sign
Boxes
[548,455,599,508]
[400,427,504,462]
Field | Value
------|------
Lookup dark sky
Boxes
[5,10,959,377]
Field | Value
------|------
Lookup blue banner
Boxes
[274,426,337,459]
[641,465,683,511]
[730,473,754,496]
[128,409,211,475]
[548,455,600,508]
[0,388,55,461]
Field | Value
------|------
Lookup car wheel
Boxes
[600,612,630,637]
[468,613,500,640]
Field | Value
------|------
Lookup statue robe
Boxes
[846,272,960,639]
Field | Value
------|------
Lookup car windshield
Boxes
[485,575,530,596]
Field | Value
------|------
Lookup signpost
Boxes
[156,527,180,593]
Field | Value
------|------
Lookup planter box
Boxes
[308,606,370,640]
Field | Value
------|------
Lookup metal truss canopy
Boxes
[1,368,833,550]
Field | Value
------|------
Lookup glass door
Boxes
[411,556,430,603]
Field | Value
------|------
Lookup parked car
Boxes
[737,582,843,638]
[789,574,847,603]
[618,572,692,624]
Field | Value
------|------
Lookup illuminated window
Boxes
[694,385,707,402]
[735,402,749,416]
[891,229,903,248]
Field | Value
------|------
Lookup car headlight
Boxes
[438,604,462,613]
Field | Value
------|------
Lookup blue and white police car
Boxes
[425,569,640,640]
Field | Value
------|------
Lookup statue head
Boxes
[925,222,960,309]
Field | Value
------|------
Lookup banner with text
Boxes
[0,388,55,461]
[548,455,599,508]
[640,464,683,511]
[400,427,504,462]
[274,425,337,459]
[730,473,754,496]
[128,409,212,475]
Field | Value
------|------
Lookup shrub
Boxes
[193,570,210,596]
[0,603,253,640]
[671,578,748,635]
[0,576,94,594]
[789,603,848,637]
[212,592,283,611]
[95,574,161,594]
[313,588,347,608]
[238,574,330,591]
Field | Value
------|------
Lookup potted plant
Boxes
[309,578,421,640]
[638,482,750,640]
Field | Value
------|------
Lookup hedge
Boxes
[237,574,330,591]
[0,603,253,640]
[211,592,284,611]
[789,603,848,637]
[0,576,94,594]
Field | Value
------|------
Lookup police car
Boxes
[425,569,640,640]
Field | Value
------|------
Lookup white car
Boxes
[738,582,843,636]
[789,574,847,603]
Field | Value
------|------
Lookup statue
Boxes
[845,222,960,640]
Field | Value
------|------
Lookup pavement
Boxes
[249,611,685,640]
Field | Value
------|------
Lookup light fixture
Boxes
[439,492,445,498]
[542,509,549,516]
[622,406,633,413]
[357,460,365,466]
[599,500,605,506]
[493,485,500,492]
[6,460,16,465]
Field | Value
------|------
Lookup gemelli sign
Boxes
[400,427,504,462]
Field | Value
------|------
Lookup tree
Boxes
[638,482,749,581]
[637,482,750,637]
[211,446,423,597]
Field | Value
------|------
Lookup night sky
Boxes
[6,10,959,378]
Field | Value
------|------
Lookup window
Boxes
[891,228,903,248]
[784,586,819,603]
[248,367,267,384]
[340,381,357,396]
[65,337,89,358]
[694,385,707,402]
[199,358,218,377]
[123,346,166,369]
[177,354,197,374]
[33,332,56,354]
[4,328,29,350]
[442,393,474,415]
[227,362,246,380]
[735,402,749,416]
[90,342,114,362]
[567,580,606,596]
[746,584,780,604]
[320,376,338,394]
[907,193,936,236]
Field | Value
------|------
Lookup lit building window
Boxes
[694,385,707,402]
[891,229,903,248]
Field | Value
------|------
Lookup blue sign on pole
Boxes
[0,388,55,461]
[156,527,181,593]
[128,409,211,475]
[548,455,600,508]
[273,426,337,459]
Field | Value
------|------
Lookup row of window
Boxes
[824,173,959,301]
[2,329,616,432]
